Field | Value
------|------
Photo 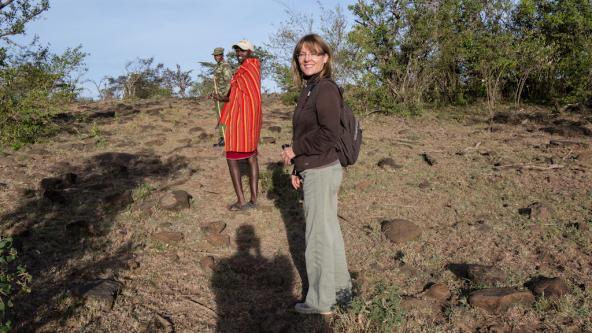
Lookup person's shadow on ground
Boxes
[211,224,297,332]
[1,151,188,331]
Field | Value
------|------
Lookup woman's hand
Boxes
[291,175,301,189]
[281,146,296,166]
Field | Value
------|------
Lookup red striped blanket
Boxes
[220,57,262,153]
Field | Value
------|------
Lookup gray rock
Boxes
[74,279,123,311]
[381,219,421,244]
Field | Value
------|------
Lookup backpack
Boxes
[330,81,363,167]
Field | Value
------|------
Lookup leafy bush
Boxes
[334,282,404,332]
[0,45,87,148]
[0,237,31,332]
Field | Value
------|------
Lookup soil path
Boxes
[1,97,590,332]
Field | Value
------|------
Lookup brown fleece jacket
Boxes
[292,76,341,172]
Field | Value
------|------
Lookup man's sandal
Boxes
[228,202,247,211]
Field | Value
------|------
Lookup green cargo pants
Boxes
[301,162,352,312]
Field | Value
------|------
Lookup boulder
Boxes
[381,219,421,244]
[468,288,535,313]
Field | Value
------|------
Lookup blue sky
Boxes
[14,0,354,97]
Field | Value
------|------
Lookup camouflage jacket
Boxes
[213,60,232,97]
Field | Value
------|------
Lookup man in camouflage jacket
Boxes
[212,47,232,147]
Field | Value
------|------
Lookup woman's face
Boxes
[297,44,328,77]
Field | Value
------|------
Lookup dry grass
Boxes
[0,96,590,332]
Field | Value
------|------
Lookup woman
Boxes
[281,34,352,315]
[215,40,262,211]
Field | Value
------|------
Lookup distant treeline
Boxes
[1,0,591,148]
[266,0,592,114]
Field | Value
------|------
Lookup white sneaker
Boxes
[294,303,332,315]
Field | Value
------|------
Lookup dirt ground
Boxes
[0,96,590,332]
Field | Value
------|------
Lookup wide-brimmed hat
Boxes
[212,47,224,56]
[232,40,255,52]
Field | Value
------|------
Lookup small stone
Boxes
[525,276,569,299]
[159,190,192,211]
[468,288,535,313]
[381,219,422,244]
[377,157,401,170]
[103,190,134,209]
[199,256,215,271]
[206,233,230,248]
[44,189,66,204]
[519,202,552,220]
[487,324,511,333]
[200,221,226,235]
[261,137,276,144]
[0,182,8,190]
[355,180,371,191]
[66,220,98,237]
[145,314,174,333]
[418,180,430,189]
[268,126,282,133]
[152,231,185,244]
[421,153,436,166]
[467,265,507,286]
[158,222,173,229]
[40,177,64,191]
[189,126,204,133]
[425,283,451,302]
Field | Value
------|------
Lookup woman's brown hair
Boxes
[291,34,333,87]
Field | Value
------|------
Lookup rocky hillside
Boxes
[0,97,591,332]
